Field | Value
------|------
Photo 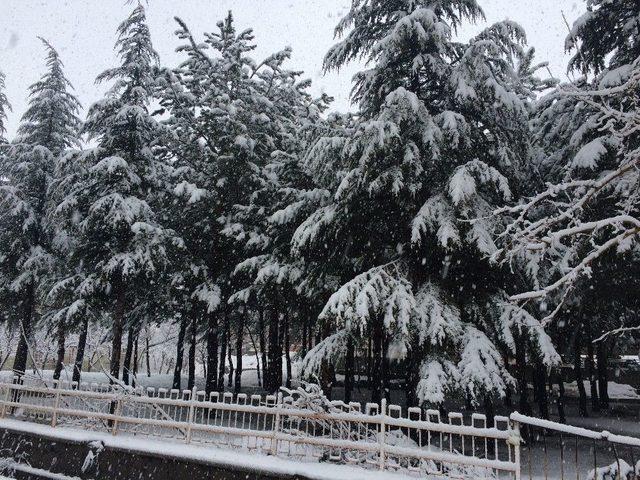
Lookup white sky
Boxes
[1,0,584,138]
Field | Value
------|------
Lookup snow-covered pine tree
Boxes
[161,12,306,393]
[299,0,558,408]
[226,60,334,392]
[58,4,181,382]
[0,39,81,379]
[497,0,640,409]
[0,70,10,144]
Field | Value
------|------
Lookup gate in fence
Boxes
[0,378,638,479]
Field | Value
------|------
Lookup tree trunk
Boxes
[555,367,566,424]
[217,309,228,391]
[596,340,609,410]
[515,338,531,416]
[132,332,139,388]
[267,304,282,392]
[172,316,188,390]
[145,329,151,377]
[227,335,233,388]
[109,280,126,382]
[371,318,383,404]
[258,306,267,388]
[573,331,588,417]
[248,327,261,387]
[535,362,549,419]
[206,311,218,395]
[344,336,355,404]
[585,323,600,412]
[235,309,244,393]
[122,326,135,386]
[72,316,89,384]
[53,320,66,381]
[12,282,35,379]
[187,313,197,391]
[284,310,292,389]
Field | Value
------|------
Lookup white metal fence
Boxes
[0,378,520,479]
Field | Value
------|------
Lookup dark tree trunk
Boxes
[586,323,600,412]
[301,307,309,360]
[344,336,355,404]
[172,316,188,390]
[110,280,126,382]
[72,316,89,384]
[535,362,549,419]
[515,339,531,415]
[267,304,282,392]
[573,332,588,417]
[248,327,261,387]
[53,320,66,381]
[371,318,383,404]
[145,330,151,377]
[132,333,139,388]
[555,367,566,423]
[235,309,244,393]
[318,317,333,399]
[258,306,267,388]
[187,313,197,391]
[596,341,609,409]
[227,335,233,388]
[284,311,292,389]
[122,326,135,386]
[382,335,390,402]
[13,282,35,379]
[206,312,218,395]
[217,309,228,392]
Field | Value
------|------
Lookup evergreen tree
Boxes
[55,5,181,382]
[0,70,10,144]
[0,39,81,379]
[161,12,312,393]
[299,0,557,407]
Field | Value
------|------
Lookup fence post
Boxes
[185,387,197,444]
[512,419,522,480]
[51,380,61,428]
[379,398,387,471]
[111,396,123,436]
[0,382,12,418]
[270,392,283,456]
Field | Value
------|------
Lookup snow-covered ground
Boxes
[562,381,640,400]
[0,418,425,480]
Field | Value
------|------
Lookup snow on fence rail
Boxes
[0,378,520,479]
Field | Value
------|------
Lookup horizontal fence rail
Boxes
[0,378,520,479]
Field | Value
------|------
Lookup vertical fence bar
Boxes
[270,392,283,456]
[186,387,197,444]
[111,396,123,436]
[379,398,387,471]
[0,382,11,418]
[510,420,520,480]
[51,380,61,427]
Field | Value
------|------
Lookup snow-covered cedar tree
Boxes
[298,0,559,407]
[0,70,10,143]
[159,11,331,393]
[0,39,81,379]
[54,4,182,382]
[225,62,335,392]
[496,0,640,334]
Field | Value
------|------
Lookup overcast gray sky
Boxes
[1,0,584,138]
